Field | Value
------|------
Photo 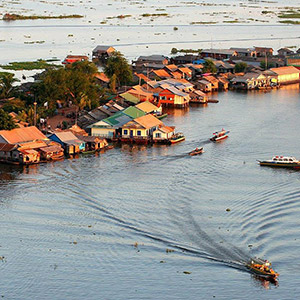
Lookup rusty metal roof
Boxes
[0,126,47,144]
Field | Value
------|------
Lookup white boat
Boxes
[210,129,230,142]
[258,156,300,169]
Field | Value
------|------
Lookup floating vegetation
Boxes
[278,13,300,18]
[3,13,83,21]
[190,21,217,24]
[279,20,300,24]
[171,47,202,54]
[0,59,60,70]
[24,40,45,44]
[141,13,169,17]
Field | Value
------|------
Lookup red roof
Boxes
[0,126,47,144]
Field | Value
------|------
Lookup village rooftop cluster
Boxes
[0,45,299,165]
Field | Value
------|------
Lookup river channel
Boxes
[1,85,300,299]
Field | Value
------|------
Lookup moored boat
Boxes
[189,147,204,156]
[210,129,229,142]
[246,258,279,281]
[170,132,185,144]
[258,156,300,169]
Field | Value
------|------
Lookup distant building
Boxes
[254,47,273,57]
[201,49,237,60]
[92,46,115,61]
[48,131,86,155]
[286,54,300,68]
[277,48,294,57]
[62,55,89,65]
[270,66,300,84]
[230,47,256,58]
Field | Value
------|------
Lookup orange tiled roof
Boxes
[165,64,178,72]
[159,126,175,133]
[0,126,47,144]
[270,66,300,75]
[133,114,163,129]
[135,101,159,113]
[134,73,151,82]
[170,71,182,79]
[178,67,192,74]
[152,69,171,78]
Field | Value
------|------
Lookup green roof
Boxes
[122,106,146,119]
[120,92,140,104]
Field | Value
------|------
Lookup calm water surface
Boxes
[1,86,300,299]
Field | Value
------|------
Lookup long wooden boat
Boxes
[210,129,229,142]
[246,258,279,281]
[156,113,168,120]
[189,147,204,156]
[170,132,185,144]
[258,156,300,169]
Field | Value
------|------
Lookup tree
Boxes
[34,61,100,110]
[202,59,217,73]
[0,109,17,130]
[234,62,248,73]
[171,48,178,54]
[104,51,133,86]
[2,98,26,113]
[260,61,275,70]
[0,72,19,99]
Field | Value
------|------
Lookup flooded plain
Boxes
[1,86,300,299]
[0,0,300,64]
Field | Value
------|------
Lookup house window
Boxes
[155,133,161,138]
[124,129,128,135]
[160,96,166,100]
[137,130,141,136]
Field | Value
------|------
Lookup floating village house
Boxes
[201,49,237,60]
[62,55,89,65]
[121,114,164,144]
[231,72,267,90]
[0,126,63,164]
[152,126,175,143]
[269,66,300,85]
[89,107,145,139]
[135,101,162,116]
[92,45,115,62]
[48,131,85,155]
[158,86,190,108]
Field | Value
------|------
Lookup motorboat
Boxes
[189,147,204,156]
[258,156,300,169]
[210,129,229,142]
[246,258,279,281]
[170,132,185,144]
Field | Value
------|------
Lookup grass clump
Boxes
[0,59,61,70]
[279,20,300,24]
[278,13,300,18]
[3,13,83,21]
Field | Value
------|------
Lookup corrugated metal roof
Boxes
[50,131,82,143]
[135,101,159,113]
[104,111,133,127]
[270,66,300,75]
[0,126,47,144]
[119,92,140,104]
[133,114,163,129]
[122,106,145,119]
[0,143,16,151]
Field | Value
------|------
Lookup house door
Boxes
[130,130,134,138]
